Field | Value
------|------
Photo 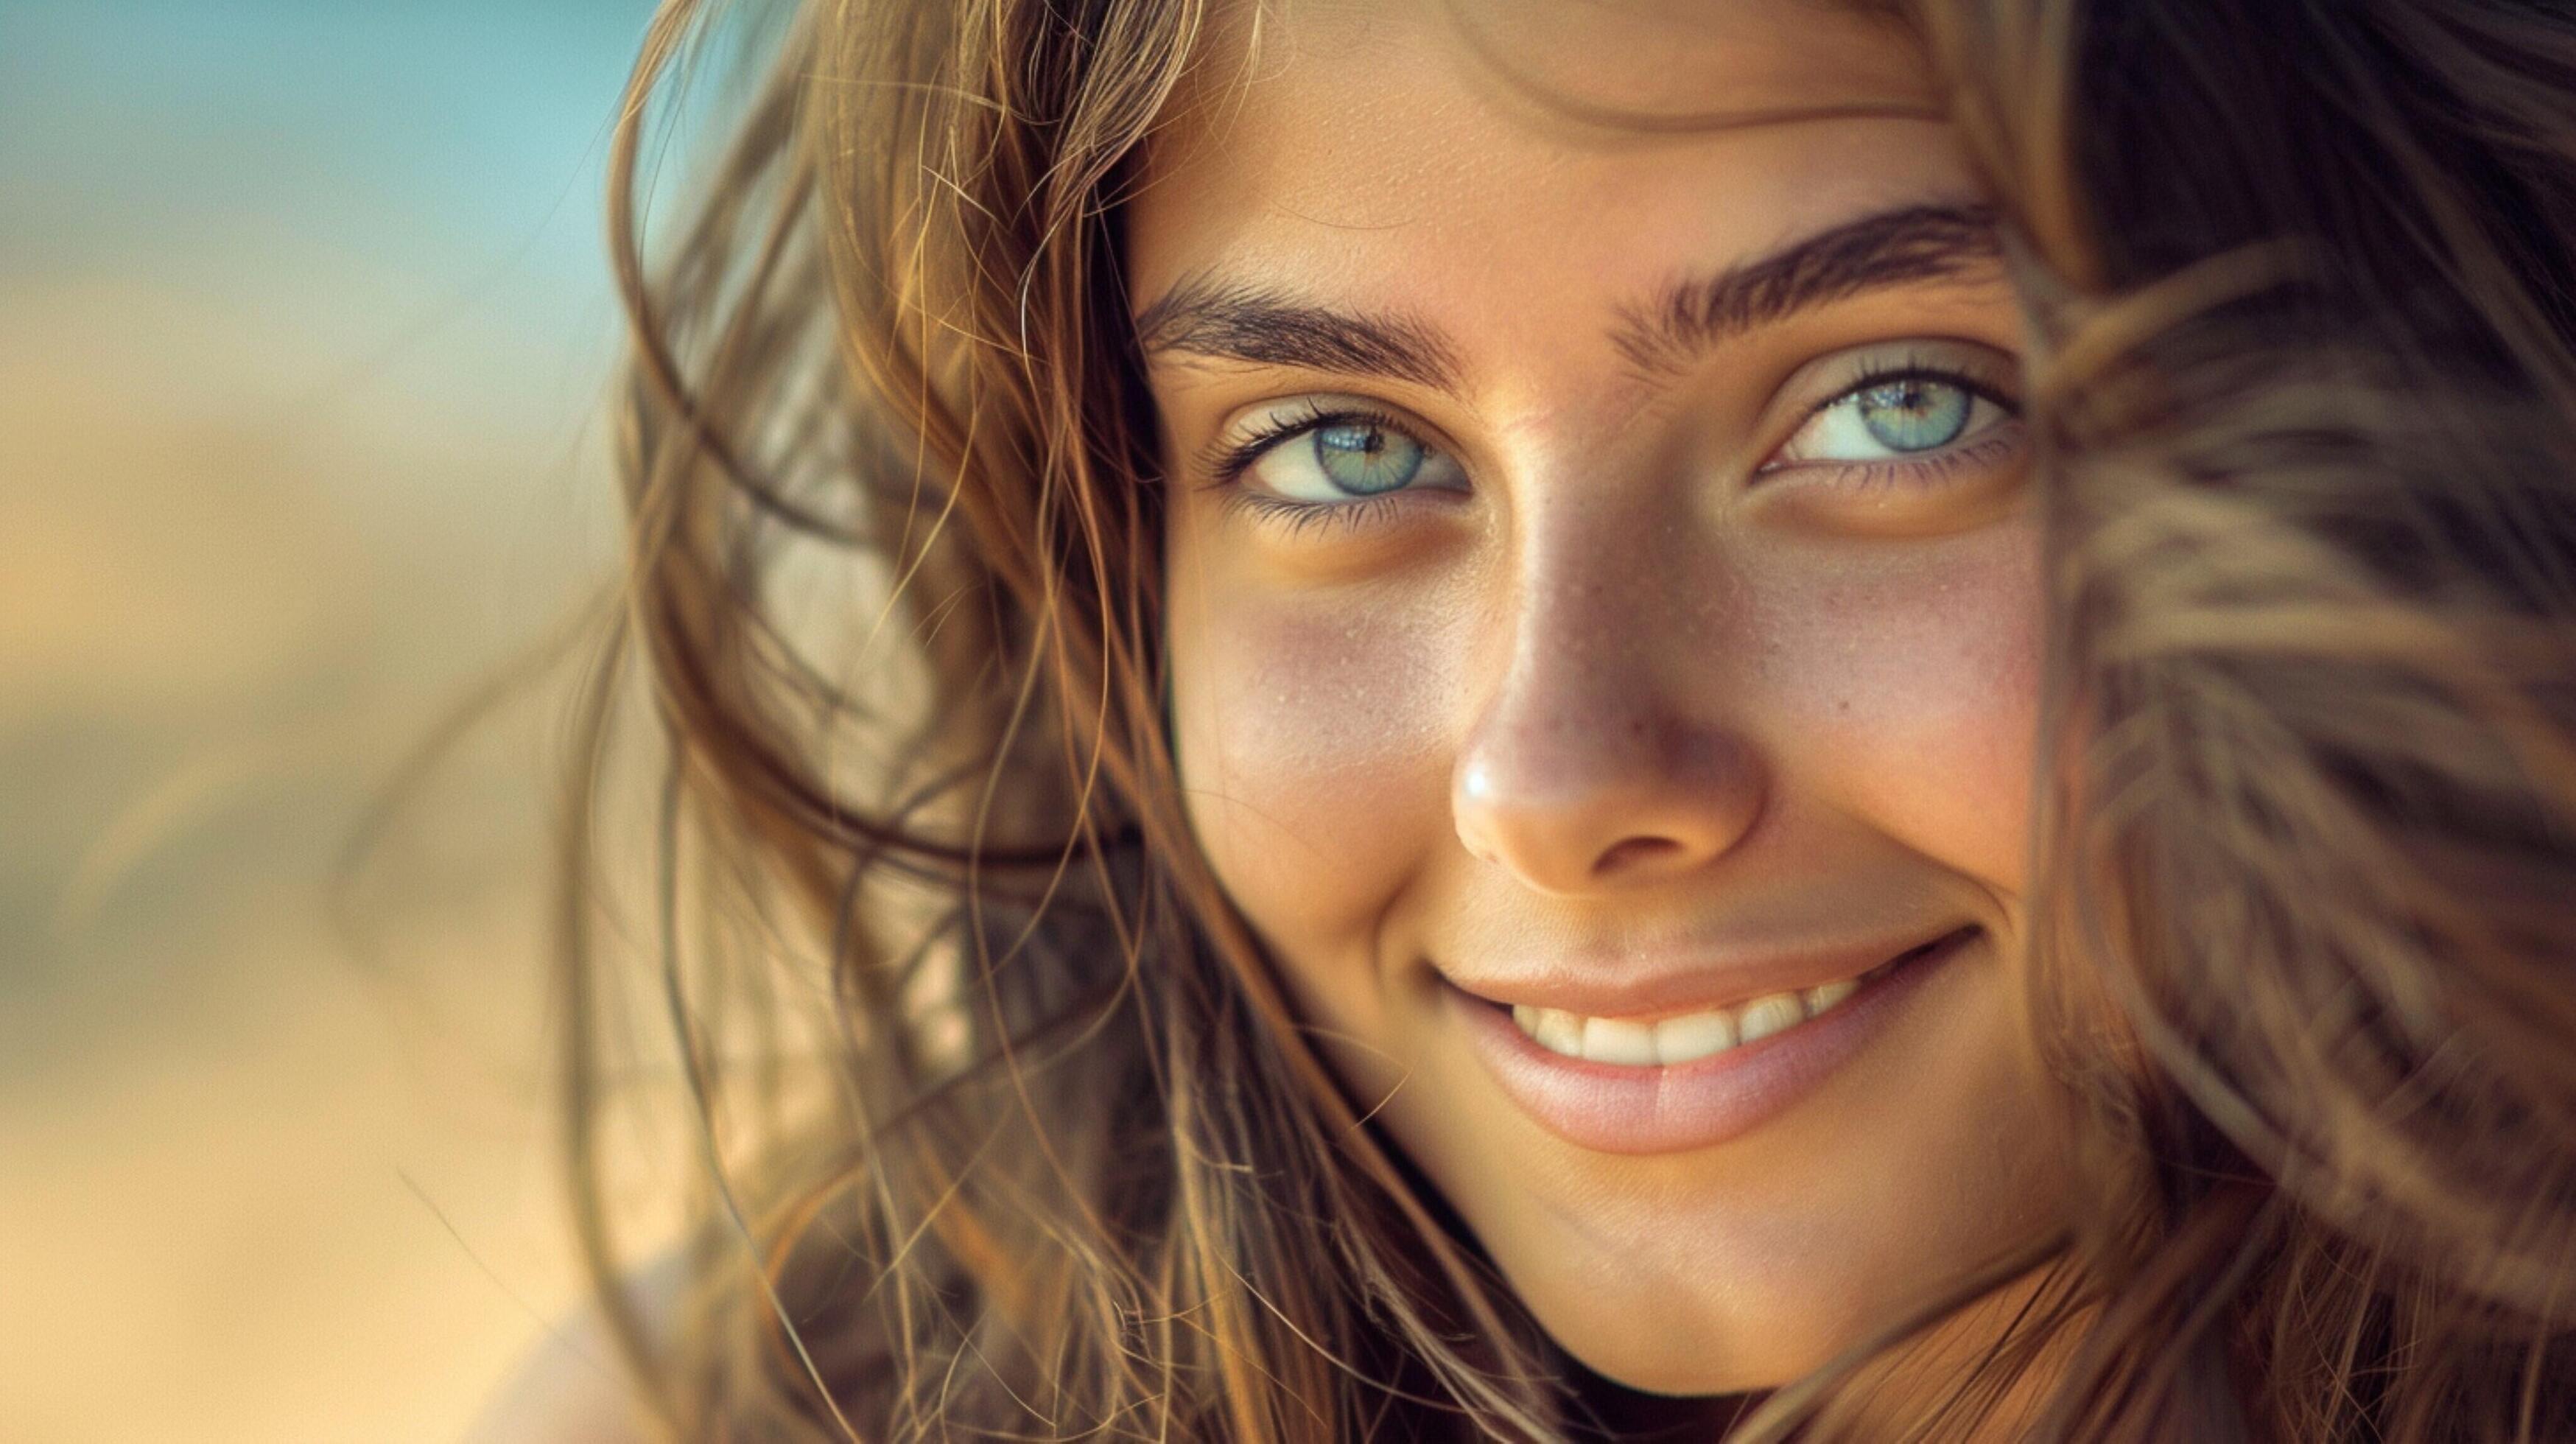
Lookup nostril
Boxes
[1592,835,1685,879]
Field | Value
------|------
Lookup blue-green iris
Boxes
[1856,378,1971,452]
[1313,421,1425,495]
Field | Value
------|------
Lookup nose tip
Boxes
[1452,725,1764,895]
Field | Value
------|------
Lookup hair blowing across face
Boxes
[561,0,2576,1437]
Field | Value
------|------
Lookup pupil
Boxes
[1314,421,1424,494]
[1857,378,1969,452]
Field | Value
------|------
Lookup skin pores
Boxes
[1134,0,2070,1398]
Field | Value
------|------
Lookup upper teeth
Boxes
[1509,974,1865,1066]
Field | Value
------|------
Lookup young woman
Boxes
[505,0,2576,1437]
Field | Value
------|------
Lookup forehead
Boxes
[1126,0,1960,362]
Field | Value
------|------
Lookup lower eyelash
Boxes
[1768,419,2028,491]
[1216,488,1410,538]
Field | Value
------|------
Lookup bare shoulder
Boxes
[466,1259,692,1444]
[463,1312,661,1444]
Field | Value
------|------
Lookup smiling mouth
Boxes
[1484,925,1981,1069]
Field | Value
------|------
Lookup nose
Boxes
[1450,534,1768,896]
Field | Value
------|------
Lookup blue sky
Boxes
[0,1,651,293]
[0,0,683,528]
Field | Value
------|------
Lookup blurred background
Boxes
[1,1,661,1436]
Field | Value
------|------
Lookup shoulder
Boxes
[463,1312,660,1444]
[466,1258,692,1444]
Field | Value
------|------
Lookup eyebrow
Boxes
[1612,202,2004,379]
[1132,278,1465,392]
[1130,200,2003,395]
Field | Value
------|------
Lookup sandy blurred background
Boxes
[1,2,661,1437]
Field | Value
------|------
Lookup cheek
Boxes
[1757,524,2043,891]
[1165,562,1465,958]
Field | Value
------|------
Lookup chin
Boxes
[1371,934,2070,1405]
[1519,1283,1854,1399]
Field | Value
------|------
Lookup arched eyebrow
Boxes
[1132,278,1464,393]
[1612,201,2003,380]
[1131,200,2003,396]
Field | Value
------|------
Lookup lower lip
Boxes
[1446,930,1973,1156]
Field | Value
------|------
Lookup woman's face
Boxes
[1134,0,2066,1395]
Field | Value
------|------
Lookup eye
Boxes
[1216,400,1470,507]
[1310,421,1428,496]
[1766,368,2013,472]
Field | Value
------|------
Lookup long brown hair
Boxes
[557,0,2576,1437]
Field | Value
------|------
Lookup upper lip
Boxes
[1439,923,1977,1022]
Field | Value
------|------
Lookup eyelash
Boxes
[1204,398,1397,486]
[1763,359,2026,493]
[1198,399,1434,536]
[1768,427,2029,504]
[1221,490,1414,539]
[1202,363,2024,535]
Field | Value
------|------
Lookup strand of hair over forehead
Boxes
[1431,0,1951,137]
